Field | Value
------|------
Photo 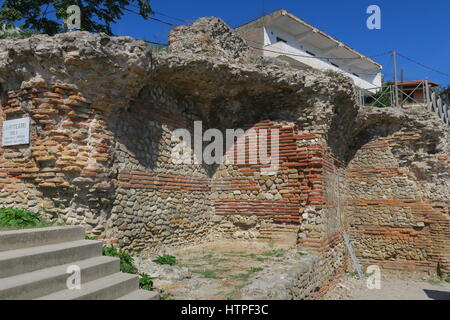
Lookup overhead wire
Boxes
[397,52,450,79]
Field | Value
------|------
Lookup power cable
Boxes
[397,52,450,79]
[153,11,187,24]
[129,4,188,24]
[123,7,177,27]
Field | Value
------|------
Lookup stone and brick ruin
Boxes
[0,18,448,298]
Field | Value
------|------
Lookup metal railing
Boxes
[358,80,450,126]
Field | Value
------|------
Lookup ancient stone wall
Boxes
[0,80,115,236]
[0,17,448,299]
[241,242,347,300]
[0,75,347,258]
[344,107,450,276]
[107,85,217,251]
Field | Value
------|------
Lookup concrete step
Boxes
[117,290,160,300]
[0,226,85,252]
[36,273,139,300]
[0,240,102,279]
[0,256,120,300]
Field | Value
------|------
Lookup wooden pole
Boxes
[392,50,399,107]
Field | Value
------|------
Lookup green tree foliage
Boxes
[368,84,392,108]
[0,0,153,36]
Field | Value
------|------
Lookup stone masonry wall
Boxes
[0,80,115,238]
[345,108,450,276]
[0,78,345,256]
[0,18,358,297]
[0,17,447,299]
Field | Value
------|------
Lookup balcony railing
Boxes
[357,80,450,126]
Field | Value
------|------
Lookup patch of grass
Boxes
[234,282,249,290]
[224,252,259,259]
[225,282,251,300]
[191,268,230,279]
[199,253,228,265]
[223,251,248,257]
[223,250,284,261]
[234,267,263,281]
[255,257,268,262]
[85,235,97,240]
[445,277,450,283]
[179,262,204,269]
[159,289,174,300]
[0,221,55,231]
[203,253,214,259]
[0,208,41,228]
[346,271,359,277]
[262,249,285,257]
[153,254,177,266]
[423,277,442,285]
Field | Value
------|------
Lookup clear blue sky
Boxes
[110,0,450,87]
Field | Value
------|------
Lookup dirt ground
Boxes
[137,240,450,300]
[138,240,299,300]
[325,274,450,300]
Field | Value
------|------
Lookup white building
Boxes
[237,9,382,93]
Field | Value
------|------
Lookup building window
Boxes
[276,36,287,43]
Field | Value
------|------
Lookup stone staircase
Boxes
[0,226,159,300]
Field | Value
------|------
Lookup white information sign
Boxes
[2,118,30,146]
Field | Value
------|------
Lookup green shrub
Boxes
[102,246,138,274]
[445,276,450,283]
[101,245,154,291]
[366,83,394,108]
[139,273,154,290]
[0,208,40,227]
[153,254,177,266]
